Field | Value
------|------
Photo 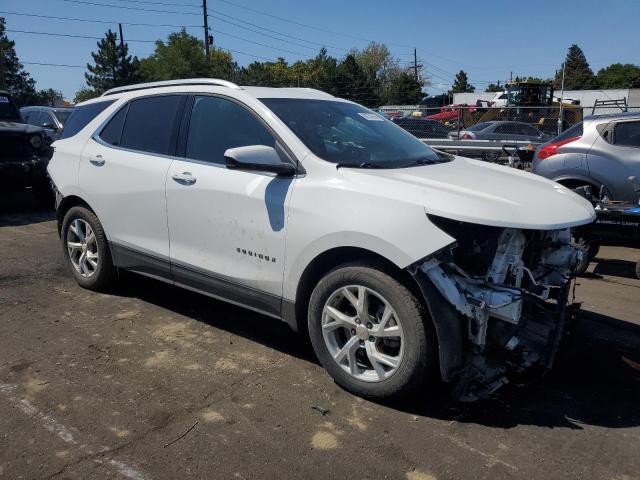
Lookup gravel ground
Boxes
[1,193,639,480]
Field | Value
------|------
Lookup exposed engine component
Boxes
[416,217,582,401]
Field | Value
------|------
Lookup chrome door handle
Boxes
[171,172,197,185]
[89,155,105,166]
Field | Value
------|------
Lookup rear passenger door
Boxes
[165,95,296,317]
[587,120,640,201]
[79,95,186,277]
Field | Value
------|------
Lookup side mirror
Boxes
[42,122,56,129]
[224,145,296,176]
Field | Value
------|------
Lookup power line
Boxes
[7,28,157,43]
[58,0,202,16]
[216,0,413,49]
[23,61,85,68]
[107,0,200,7]
[0,10,201,28]
[207,8,351,53]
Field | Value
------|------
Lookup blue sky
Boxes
[3,0,640,100]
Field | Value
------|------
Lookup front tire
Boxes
[61,206,116,290]
[308,263,436,401]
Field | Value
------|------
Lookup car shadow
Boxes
[0,192,55,227]
[114,271,640,431]
[591,258,639,280]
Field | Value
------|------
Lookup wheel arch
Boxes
[56,195,96,237]
[284,246,422,335]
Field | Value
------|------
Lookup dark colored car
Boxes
[392,117,450,138]
[0,91,53,205]
[21,105,74,141]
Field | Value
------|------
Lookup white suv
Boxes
[48,79,594,401]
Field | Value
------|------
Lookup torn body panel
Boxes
[410,216,582,401]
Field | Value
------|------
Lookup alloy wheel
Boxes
[321,285,404,382]
[66,218,99,278]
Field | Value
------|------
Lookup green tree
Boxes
[74,87,100,103]
[485,81,503,92]
[450,70,475,93]
[334,54,379,107]
[32,88,64,106]
[384,72,423,104]
[83,29,141,96]
[596,63,640,89]
[555,44,597,90]
[141,29,204,81]
[0,17,37,106]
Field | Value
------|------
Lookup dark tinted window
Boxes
[0,94,20,121]
[41,111,56,126]
[99,105,128,146]
[54,109,73,125]
[186,96,275,165]
[554,122,583,142]
[60,100,115,139]
[25,111,42,126]
[614,121,640,147]
[120,95,183,155]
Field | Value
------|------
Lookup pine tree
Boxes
[0,17,37,106]
[555,44,597,90]
[450,70,475,94]
[84,29,141,95]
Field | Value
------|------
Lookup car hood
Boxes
[339,156,595,230]
[0,121,44,135]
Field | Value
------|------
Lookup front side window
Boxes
[119,95,184,155]
[614,121,640,147]
[60,100,115,139]
[54,109,72,126]
[186,96,275,165]
[260,98,444,168]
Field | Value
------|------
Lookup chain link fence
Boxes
[378,104,640,164]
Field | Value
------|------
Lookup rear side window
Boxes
[554,122,583,142]
[613,121,640,147]
[60,100,115,139]
[185,95,275,165]
[99,105,128,146]
[119,95,184,156]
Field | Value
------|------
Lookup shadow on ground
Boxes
[117,272,640,432]
[0,192,55,227]
[592,258,639,280]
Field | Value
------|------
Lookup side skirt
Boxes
[110,242,283,320]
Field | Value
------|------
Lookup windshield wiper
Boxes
[335,162,386,169]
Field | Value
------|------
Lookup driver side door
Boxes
[166,95,296,317]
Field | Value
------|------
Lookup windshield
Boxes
[54,109,73,125]
[0,94,20,121]
[260,98,445,168]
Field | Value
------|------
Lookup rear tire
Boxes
[61,206,116,291]
[308,262,436,401]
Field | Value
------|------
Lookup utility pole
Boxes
[118,23,124,49]
[202,0,210,59]
[413,48,418,81]
[558,61,566,135]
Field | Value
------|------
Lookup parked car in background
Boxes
[532,112,640,202]
[21,105,74,141]
[392,117,450,138]
[448,121,551,142]
[48,79,593,402]
[0,91,53,205]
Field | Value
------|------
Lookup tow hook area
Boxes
[412,226,581,401]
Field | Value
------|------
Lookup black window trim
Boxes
[612,120,640,149]
[174,92,303,175]
[92,93,187,160]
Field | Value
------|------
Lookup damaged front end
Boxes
[411,215,583,401]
